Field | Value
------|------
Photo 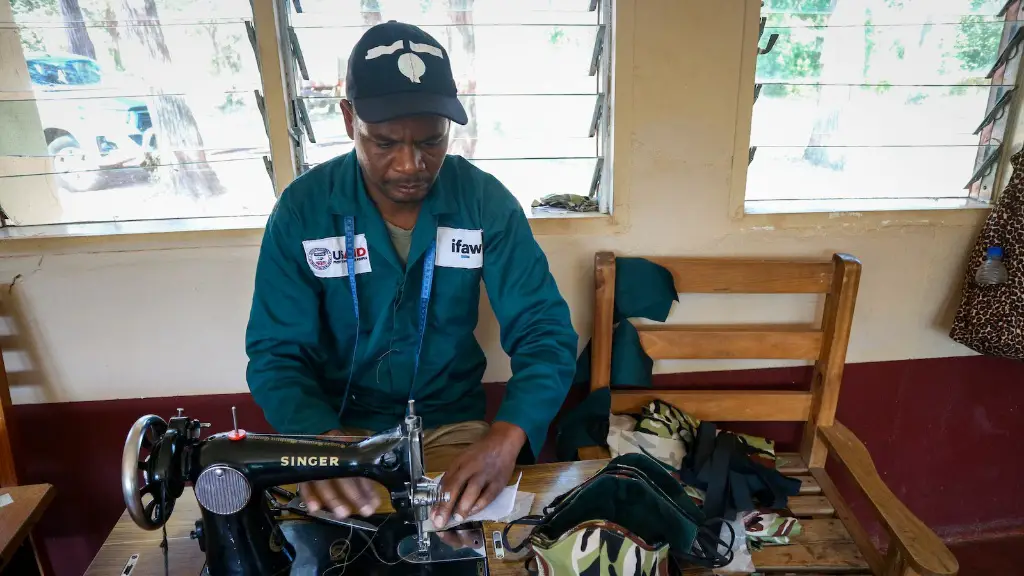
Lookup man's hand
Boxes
[431,422,526,529]
[297,430,381,519]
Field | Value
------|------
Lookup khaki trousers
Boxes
[345,420,490,472]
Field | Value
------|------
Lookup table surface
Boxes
[0,484,54,564]
[85,461,609,576]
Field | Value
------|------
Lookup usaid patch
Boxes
[302,235,372,278]
[436,227,483,269]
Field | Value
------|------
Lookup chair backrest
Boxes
[590,251,861,468]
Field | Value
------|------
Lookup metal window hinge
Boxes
[292,0,303,13]
[589,94,606,138]
[245,20,261,76]
[589,0,599,11]
[288,26,309,82]
[987,26,1024,79]
[749,147,757,165]
[754,84,763,104]
[965,144,1003,189]
[254,89,269,138]
[263,155,274,183]
[295,98,316,144]
[759,17,767,39]
[758,34,779,55]
[589,25,606,77]
[590,157,605,198]
[974,87,1016,135]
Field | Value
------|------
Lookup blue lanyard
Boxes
[337,216,435,419]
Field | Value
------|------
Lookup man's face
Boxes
[341,100,450,204]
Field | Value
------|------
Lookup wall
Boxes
[0,0,989,406]
[0,0,1011,574]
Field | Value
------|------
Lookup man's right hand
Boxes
[297,429,381,518]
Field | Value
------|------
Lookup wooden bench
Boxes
[578,252,958,576]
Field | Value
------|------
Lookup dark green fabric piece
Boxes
[613,257,678,322]
[513,454,734,569]
[557,257,676,459]
[555,387,610,461]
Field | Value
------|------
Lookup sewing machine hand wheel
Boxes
[122,414,173,530]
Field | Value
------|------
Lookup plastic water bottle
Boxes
[975,246,1009,286]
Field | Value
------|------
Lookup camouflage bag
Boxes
[503,453,735,575]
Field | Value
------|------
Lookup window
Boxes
[0,0,277,227]
[283,0,610,213]
[0,0,612,233]
[744,0,1022,214]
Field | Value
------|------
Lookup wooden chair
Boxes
[578,252,958,576]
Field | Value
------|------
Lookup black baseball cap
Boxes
[345,21,468,125]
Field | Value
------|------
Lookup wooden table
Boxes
[0,484,54,571]
[84,461,607,576]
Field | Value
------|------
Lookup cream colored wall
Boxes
[0,0,984,405]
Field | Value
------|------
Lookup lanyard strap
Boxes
[339,216,436,417]
[411,241,436,401]
[339,216,361,418]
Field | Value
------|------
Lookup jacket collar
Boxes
[328,152,458,272]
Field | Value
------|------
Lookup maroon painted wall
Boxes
[11,355,1024,576]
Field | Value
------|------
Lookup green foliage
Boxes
[954,15,1000,72]
[757,0,1003,95]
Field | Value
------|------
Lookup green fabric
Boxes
[246,152,578,459]
[555,387,610,460]
[556,258,676,458]
[384,220,413,266]
[613,257,678,322]
[528,454,706,564]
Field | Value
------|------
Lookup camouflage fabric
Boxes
[635,400,778,468]
[742,512,802,548]
[531,520,670,576]
[635,399,701,444]
[531,193,599,212]
[607,414,687,469]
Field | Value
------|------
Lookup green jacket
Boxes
[245,152,577,458]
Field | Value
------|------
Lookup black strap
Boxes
[502,515,544,554]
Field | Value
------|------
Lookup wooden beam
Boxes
[819,423,959,576]
[251,0,298,195]
[802,253,861,468]
[590,252,615,393]
[636,325,823,360]
[813,468,886,575]
[609,390,812,421]
[646,257,834,293]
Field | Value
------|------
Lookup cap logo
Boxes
[365,39,445,84]
[365,40,403,60]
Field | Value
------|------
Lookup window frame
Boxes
[728,0,1020,229]
[0,0,632,247]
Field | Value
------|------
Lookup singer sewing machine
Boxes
[120,400,486,575]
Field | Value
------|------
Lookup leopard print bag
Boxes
[950,149,1024,359]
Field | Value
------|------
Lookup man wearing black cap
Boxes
[246,22,577,531]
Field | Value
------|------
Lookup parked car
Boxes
[26,53,157,192]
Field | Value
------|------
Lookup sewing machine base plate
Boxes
[201,514,488,575]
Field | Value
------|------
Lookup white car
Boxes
[27,52,158,192]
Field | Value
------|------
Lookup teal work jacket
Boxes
[245,152,578,458]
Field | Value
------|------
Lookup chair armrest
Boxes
[578,446,611,460]
[819,422,958,576]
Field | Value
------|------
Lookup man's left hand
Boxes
[431,421,526,529]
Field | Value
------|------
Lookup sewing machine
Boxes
[120,400,486,575]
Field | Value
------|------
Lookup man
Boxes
[245,21,577,531]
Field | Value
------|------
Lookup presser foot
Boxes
[395,526,486,564]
